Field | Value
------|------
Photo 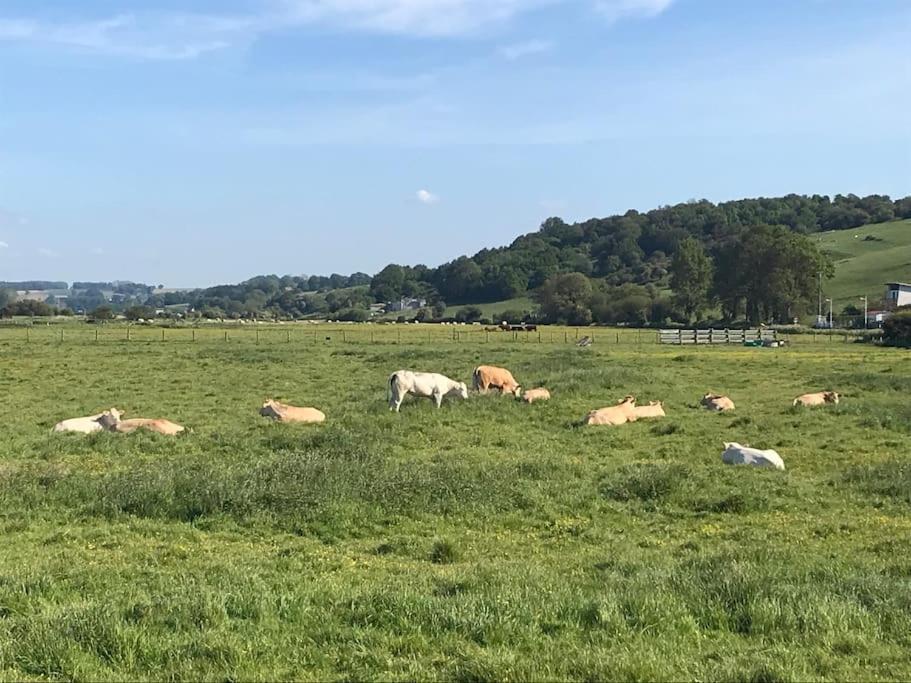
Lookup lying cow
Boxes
[97,411,185,435]
[260,399,326,423]
[389,371,469,412]
[53,408,122,434]
[793,391,840,407]
[702,393,735,412]
[721,442,785,471]
[632,401,665,419]
[472,365,521,397]
[584,396,638,426]
[521,388,551,404]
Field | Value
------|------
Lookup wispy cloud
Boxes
[0,208,27,227]
[37,247,58,258]
[0,1,673,60]
[416,189,440,204]
[90,247,104,256]
[595,0,675,22]
[498,39,553,60]
[0,241,8,249]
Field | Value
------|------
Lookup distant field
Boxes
[0,326,909,680]
[817,219,911,305]
[444,296,537,319]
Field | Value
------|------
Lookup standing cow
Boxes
[472,365,521,397]
[388,371,469,412]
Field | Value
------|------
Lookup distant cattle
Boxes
[389,371,469,412]
[632,401,665,419]
[793,391,840,407]
[721,442,785,471]
[521,388,551,404]
[701,393,735,412]
[98,411,185,435]
[584,396,638,426]
[472,365,521,397]
[260,399,326,424]
[53,408,122,434]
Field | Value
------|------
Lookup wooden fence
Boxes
[657,328,778,345]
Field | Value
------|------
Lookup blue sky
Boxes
[0,0,908,286]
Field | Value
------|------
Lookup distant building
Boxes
[885,283,911,310]
[369,303,387,316]
[866,310,891,326]
[387,297,427,312]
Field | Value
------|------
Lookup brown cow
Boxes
[701,393,735,412]
[584,396,638,426]
[472,365,521,397]
[632,401,666,419]
[260,399,326,423]
[98,411,185,435]
[793,391,840,407]
[521,388,550,404]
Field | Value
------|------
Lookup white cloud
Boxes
[498,39,553,60]
[0,1,672,60]
[416,189,439,204]
[0,241,8,249]
[90,247,104,255]
[37,247,58,258]
[595,0,675,22]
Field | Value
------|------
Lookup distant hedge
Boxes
[882,309,911,347]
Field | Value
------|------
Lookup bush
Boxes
[337,307,369,322]
[455,306,483,323]
[882,309,911,347]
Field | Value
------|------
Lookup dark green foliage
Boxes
[882,309,911,347]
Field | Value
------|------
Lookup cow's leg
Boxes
[433,389,444,408]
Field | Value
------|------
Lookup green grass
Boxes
[444,296,537,319]
[0,326,909,680]
[816,219,911,304]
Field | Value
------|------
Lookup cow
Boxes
[721,442,785,471]
[701,393,735,412]
[260,399,326,424]
[53,408,122,434]
[389,371,469,412]
[632,401,665,419]
[793,391,840,407]
[584,396,638,426]
[472,365,521,397]
[521,388,551,404]
[97,411,185,435]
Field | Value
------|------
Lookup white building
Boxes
[885,282,911,310]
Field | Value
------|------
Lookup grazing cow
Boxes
[53,408,122,434]
[793,391,840,407]
[701,393,735,412]
[260,399,326,424]
[584,396,638,426]
[389,371,469,412]
[721,442,785,471]
[632,401,666,419]
[98,411,185,435]
[521,388,551,404]
[472,365,521,397]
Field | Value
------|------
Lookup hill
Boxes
[816,219,911,307]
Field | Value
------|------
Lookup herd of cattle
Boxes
[51,363,840,471]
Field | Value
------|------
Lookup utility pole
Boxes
[860,295,868,330]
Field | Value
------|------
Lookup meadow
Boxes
[0,324,909,681]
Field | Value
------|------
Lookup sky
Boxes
[0,0,909,287]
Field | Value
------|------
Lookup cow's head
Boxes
[453,382,469,400]
[511,385,522,398]
[824,391,840,404]
[97,409,122,430]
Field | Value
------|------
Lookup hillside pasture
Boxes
[0,327,909,680]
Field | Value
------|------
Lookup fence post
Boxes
[343,330,347,343]
[192,329,196,343]
[287,330,291,343]
[95,329,99,343]
[486,331,490,343]
[26,328,30,343]
[60,329,64,343]
[224,331,228,343]
[126,327,130,342]
[564,331,568,343]
[256,329,260,344]
[617,332,620,344]
[538,331,541,343]
[398,330,401,344]
[162,328,165,342]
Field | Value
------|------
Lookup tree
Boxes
[670,237,713,322]
[0,288,13,309]
[432,301,447,319]
[90,305,114,321]
[369,264,406,302]
[455,306,484,323]
[535,273,593,325]
[124,305,155,321]
[883,309,911,347]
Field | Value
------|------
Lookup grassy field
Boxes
[0,326,909,680]
[815,219,911,304]
[444,297,537,320]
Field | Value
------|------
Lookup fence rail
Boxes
[658,328,778,345]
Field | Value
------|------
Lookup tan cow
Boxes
[632,401,666,419]
[521,388,551,404]
[260,399,326,423]
[793,391,840,407]
[472,365,521,397]
[701,393,735,412]
[98,411,185,435]
[584,396,638,426]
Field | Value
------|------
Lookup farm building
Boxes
[884,282,911,310]
[387,297,427,312]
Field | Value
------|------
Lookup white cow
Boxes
[721,442,785,471]
[53,408,122,434]
[388,371,469,412]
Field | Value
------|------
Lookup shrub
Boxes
[337,307,369,322]
[882,309,911,347]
